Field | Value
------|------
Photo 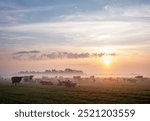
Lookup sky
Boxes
[0,0,150,76]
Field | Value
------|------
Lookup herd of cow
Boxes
[11,76,77,87]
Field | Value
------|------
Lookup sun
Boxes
[103,56,112,66]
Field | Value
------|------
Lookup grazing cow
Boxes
[57,80,66,86]
[57,80,62,86]
[11,76,23,85]
[57,80,77,87]
[57,79,77,87]
[65,80,77,87]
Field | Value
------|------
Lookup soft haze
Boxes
[0,0,150,76]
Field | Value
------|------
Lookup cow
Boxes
[57,80,77,87]
[23,75,34,82]
[65,80,77,87]
[57,80,66,86]
[11,76,23,86]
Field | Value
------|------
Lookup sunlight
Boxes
[103,56,112,66]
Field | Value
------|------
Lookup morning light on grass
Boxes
[0,0,150,104]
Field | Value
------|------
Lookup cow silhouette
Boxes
[65,80,77,87]
[23,75,34,82]
[11,76,23,86]
[57,80,77,87]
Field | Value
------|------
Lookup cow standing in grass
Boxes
[65,80,77,87]
[23,75,34,82]
[57,80,66,86]
[58,80,77,87]
[11,76,23,86]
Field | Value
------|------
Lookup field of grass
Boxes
[0,80,150,104]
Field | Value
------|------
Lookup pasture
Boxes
[0,78,150,104]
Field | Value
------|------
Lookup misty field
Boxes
[0,78,150,104]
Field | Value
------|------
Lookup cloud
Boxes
[2,6,55,13]
[1,2,150,55]
[12,51,117,60]
[2,12,150,48]
[13,50,40,55]
[44,52,90,59]
[58,5,150,21]
[65,52,90,58]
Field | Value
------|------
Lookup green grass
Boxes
[0,83,150,104]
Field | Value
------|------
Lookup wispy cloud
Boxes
[0,6,55,13]
[13,50,40,55]
[12,51,117,60]
[0,2,150,49]
[3,20,149,48]
[0,1,150,56]
[58,5,150,21]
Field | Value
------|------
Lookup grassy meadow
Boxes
[0,78,150,104]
